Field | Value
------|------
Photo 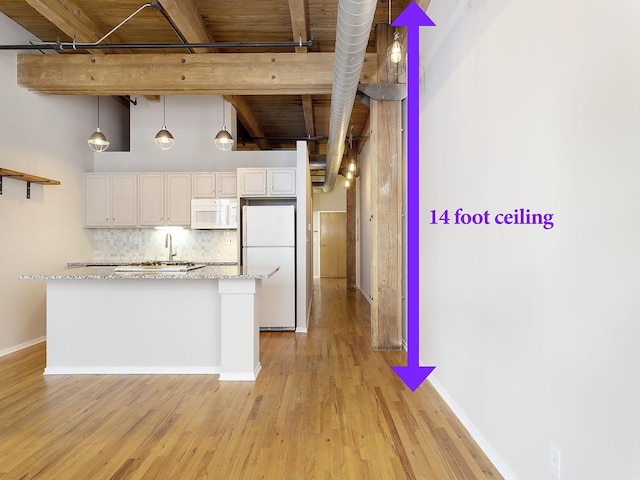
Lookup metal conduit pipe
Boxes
[323,0,377,192]
[0,41,314,51]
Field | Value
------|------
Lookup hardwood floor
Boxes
[0,279,502,479]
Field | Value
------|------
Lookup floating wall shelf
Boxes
[0,168,61,199]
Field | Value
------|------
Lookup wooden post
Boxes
[346,145,357,291]
[370,25,404,350]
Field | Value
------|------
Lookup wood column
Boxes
[346,145,357,291]
[370,25,404,350]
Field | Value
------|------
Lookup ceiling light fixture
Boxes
[214,97,234,151]
[386,0,406,76]
[344,179,351,189]
[88,96,110,153]
[155,96,175,150]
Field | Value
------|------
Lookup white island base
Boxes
[33,266,276,381]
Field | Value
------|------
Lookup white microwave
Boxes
[191,198,238,229]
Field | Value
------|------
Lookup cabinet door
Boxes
[217,172,237,198]
[238,169,267,196]
[166,173,192,226]
[269,168,296,196]
[192,173,217,198]
[111,174,138,227]
[138,174,165,226]
[85,174,111,227]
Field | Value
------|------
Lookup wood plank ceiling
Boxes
[0,0,414,157]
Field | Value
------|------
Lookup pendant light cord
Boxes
[221,96,226,128]
[163,95,167,127]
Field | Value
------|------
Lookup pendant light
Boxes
[88,96,110,152]
[155,96,175,150]
[386,0,406,76]
[214,97,234,151]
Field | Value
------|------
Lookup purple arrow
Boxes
[390,2,437,391]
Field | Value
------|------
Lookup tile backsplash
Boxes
[92,229,238,263]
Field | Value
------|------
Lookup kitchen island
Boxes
[20,265,279,381]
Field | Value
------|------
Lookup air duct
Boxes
[323,0,377,192]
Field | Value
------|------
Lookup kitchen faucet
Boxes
[165,233,177,261]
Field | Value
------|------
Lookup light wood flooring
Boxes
[0,279,502,479]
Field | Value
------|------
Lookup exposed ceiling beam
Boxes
[289,0,315,152]
[158,0,213,53]
[301,94,317,154]
[226,95,272,151]
[17,52,378,96]
[288,0,309,53]
[157,1,269,148]
[23,0,160,102]
[24,0,123,52]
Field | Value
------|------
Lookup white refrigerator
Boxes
[242,205,296,330]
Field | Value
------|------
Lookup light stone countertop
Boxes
[66,261,238,268]
[19,265,279,281]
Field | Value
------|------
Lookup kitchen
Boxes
[2,91,313,372]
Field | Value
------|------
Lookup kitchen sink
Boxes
[114,262,205,273]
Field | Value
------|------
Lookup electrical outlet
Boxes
[550,444,561,479]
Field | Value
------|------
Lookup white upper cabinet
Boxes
[165,173,192,226]
[86,173,138,228]
[192,172,237,198]
[217,172,238,197]
[85,174,111,227]
[238,168,296,197]
[138,174,165,226]
[111,174,138,227]
[86,173,191,228]
[139,173,192,227]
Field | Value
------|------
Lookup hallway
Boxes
[0,279,501,479]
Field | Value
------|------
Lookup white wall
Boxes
[421,1,640,479]
[0,13,96,355]
[94,96,296,172]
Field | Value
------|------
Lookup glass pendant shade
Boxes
[88,127,110,152]
[386,29,406,76]
[155,127,175,150]
[214,129,234,151]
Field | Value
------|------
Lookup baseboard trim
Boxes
[219,362,262,381]
[44,366,220,375]
[0,336,46,358]
[428,375,518,480]
[356,285,372,304]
